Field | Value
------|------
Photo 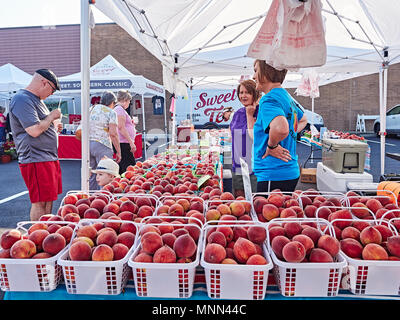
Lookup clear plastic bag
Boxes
[247,0,326,71]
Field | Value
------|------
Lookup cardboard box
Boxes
[301,168,317,184]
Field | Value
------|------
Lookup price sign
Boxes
[239,158,252,202]
[197,174,211,189]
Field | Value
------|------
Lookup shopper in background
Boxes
[89,90,121,190]
[229,80,261,197]
[92,156,120,188]
[249,60,308,192]
[0,106,6,146]
[9,69,63,220]
[114,90,136,174]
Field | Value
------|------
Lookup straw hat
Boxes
[92,157,120,177]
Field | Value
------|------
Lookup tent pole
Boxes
[380,66,388,177]
[163,91,168,144]
[141,95,146,159]
[80,0,91,191]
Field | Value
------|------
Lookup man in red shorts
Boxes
[9,69,63,220]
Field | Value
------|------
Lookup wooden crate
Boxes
[300,168,317,184]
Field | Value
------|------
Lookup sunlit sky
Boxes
[0,0,111,28]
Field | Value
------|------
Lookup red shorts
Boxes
[19,160,62,203]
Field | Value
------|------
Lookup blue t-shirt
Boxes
[252,88,304,182]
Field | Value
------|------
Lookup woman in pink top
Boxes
[114,90,137,174]
[0,106,6,147]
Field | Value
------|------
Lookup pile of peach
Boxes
[132,221,200,264]
[269,221,340,263]
[58,193,157,225]
[67,220,136,261]
[0,222,73,259]
[333,222,400,261]
[205,196,253,223]
[203,224,268,265]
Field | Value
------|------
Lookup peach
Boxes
[92,244,114,261]
[362,243,388,260]
[271,235,290,259]
[90,198,107,213]
[104,216,122,232]
[76,225,98,240]
[184,225,201,242]
[351,202,370,219]
[269,226,286,242]
[253,197,269,215]
[366,199,383,214]
[1,229,22,249]
[262,204,280,221]
[95,230,117,247]
[283,222,302,239]
[280,208,297,219]
[119,222,136,234]
[282,241,306,263]
[341,226,361,241]
[0,249,11,258]
[387,236,400,257]
[176,199,190,212]
[204,243,226,264]
[309,248,333,263]
[63,213,80,224]
[221,258,238,264]
[205,209,221,222]
[60,204,79,218]
[137,205,154,218]
[153,245,177,263]
[188,212,205,227]
[72,236,94,247]
[233,237,257,263]
[168,203,185,216]
[28,229,50,251]
[140,225,161,236]
[218,215,237,224]
[247,226,267,244]
[352,221,370,232]
[119,200,138,214]
[216,204,231,216]
[328,209,352,229]
[77,204,90,218]
[190,201,204,214]
[174,234,197,258]
[304,205,317,218]
[42,233,66,255]
[246,254,267,265]
[161,233,177,248]
[83,208,101,219]
[32,252,53,259]
[141,232,163,254]
[112,243,129,260]
[28,223,48,235]
[117,232,135,249]
[340,238,363,258]
[207,231,227,247]
[315,207,332,220]
[317,235,340,257]
[292,234,314,254]
[360,226,382,245]
[268,194,284,207]
[172,228,188,238]
[220,192,235,201]
[103,203,120,215]
[216,226,234,242]
[300,227,321,246]
[229,202,245,217]
[10,239,37,259]
[133,252,153,263]
[233,226,248,241]
[374,225,393,242]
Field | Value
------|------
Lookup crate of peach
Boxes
[252,191,303,222]
[200,220,273,300]
[332,215,400,296]
[205,195,255,224]
[57,218,138,295]
[0,220,76,292]
[156,195,205,224]
[128,217,203,298]
[267,218,347,297]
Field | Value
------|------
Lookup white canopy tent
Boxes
[77,0,400,189]
[57,54,167,160]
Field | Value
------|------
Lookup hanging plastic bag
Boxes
[295,68,320,98]
[247,0,326,71]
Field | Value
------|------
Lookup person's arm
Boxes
[296,113,308,133]
[25,109,61,138]
[246,104,257,139]
[117,114,136,153]
[262,115,292,162]
[109,123,121,163]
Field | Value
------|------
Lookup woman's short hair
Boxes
[117,90,132,102]
[0,106,5,114]
[237,79,261,103]
[100,91,117,107]
[255,60,287,84]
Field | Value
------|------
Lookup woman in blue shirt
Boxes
[249,60,308,192]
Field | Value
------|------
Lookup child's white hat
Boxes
[92,157,120,177]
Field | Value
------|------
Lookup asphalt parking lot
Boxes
[0,134,398,230]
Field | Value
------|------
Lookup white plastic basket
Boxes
[128,220,203,298]
[206,198,255,221]
[267,218,347,297]
[297,190,346,209]
[333,217,400,296]
[0,221,75,292]
[200,221,273,300]
[57,219,138,295]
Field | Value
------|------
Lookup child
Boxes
[92,157,120,189]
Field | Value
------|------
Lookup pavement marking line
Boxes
[0,191,29,205]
